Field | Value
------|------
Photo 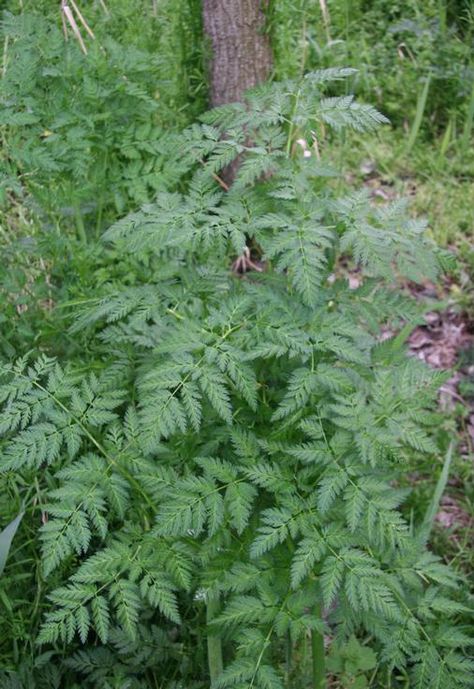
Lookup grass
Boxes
[330,125,473,280]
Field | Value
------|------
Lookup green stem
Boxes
[95,197,104,239]
[74,202,87,244]
[311,601,326,689]
[95,150,109,238]
[286,89,301,158]
[285,629,292,685]
[207,594,223,686]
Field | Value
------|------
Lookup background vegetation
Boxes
[0,1,472,687]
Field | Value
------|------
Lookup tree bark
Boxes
[202,0,273,108]
[202,0,273,187]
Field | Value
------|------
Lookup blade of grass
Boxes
[439,116,453,158]
[418,441,455,546]
[461,80,474,153]
[404,72,432,157]
[0,511,25,577]
[438,0,447,37]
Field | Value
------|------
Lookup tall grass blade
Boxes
[0,511,24,577]
[439,117,453,158]
[418,442,455,546]
[438,0,447,36]
[405,72,432,156]
[461,80,474,153]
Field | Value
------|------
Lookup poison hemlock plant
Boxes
[0,69,472,688]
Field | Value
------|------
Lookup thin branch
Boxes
[98,0,110,16]
[69,0,95,39]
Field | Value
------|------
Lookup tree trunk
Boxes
[202,0,273,108]
[202,0,273,188]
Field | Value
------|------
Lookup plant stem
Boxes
[95,197,104,239]
[286,88,301,158]
[311,601,326,689]
[74,202,87,244]
[285,629,292,685]
[207,594,223,686]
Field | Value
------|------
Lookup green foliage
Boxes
[1,69,473,689]
[270,0,473,139]
[0,1,205,235]
[269,0,474,261]
[327,635,377,688]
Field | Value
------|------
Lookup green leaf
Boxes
[91,595,110,644]
[320,556,344,608]
[291,535,326,588]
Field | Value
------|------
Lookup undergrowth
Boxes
[268,0,474,317]
[0,0,205,235]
